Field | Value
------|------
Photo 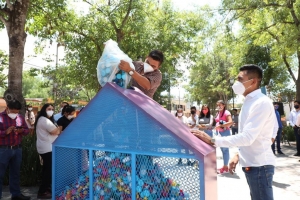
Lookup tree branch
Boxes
[120,0,133,29]
[287,0,300,27]
[5,0,13,11]
[282,53,296,83]
[0,14,8,26]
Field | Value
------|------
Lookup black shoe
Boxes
[293,153,300,156]
[277,151,284,154]
[11,194,31,200]
[37,191,51,199]
[272,150,275,155]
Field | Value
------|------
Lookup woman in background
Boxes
[25,104,35,135]
[197,105,214,137]
[57,105,76,131]
[35,103,61,199]
[215,100,233,174]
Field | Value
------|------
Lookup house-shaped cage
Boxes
[53,83,217,200]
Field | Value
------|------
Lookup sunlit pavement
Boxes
[217,142,300,200]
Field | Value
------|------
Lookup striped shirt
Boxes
[0,111,29,146]
[131,61,162,98]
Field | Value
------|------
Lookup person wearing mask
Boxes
[187,106,198,130]
[0,100,31,200]
[231,109,239,135]
[289,100,300,156]
[35,103,62,199]
[197,105,214,137]
[118,50,164,98]
[57,105,76,131]
[191,64,278,200]
[25,105,35,135]
[175,108,187,125]
[214,100,233,174]
[271,102,284,155]
[53,102,69,122]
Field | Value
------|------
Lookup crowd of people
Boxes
[0,48,299,200]
[0,100,77,200]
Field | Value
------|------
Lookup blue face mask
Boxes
[274,105,279,109]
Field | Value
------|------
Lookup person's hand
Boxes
[271,138,275,143]
[6,126,15,135]
[14,127,24,134]
[191,129,212,145]
[229,154,239,174]
[119,60,132,73]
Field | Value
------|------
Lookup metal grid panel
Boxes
[136,155,200,200]
[54,147,90,200]
[93,150,132,199]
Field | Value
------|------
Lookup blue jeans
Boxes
[204,129,213,137]
[271,128,282,152]
[0,147,22,198]
[219,129,230,165]
[242,165,274,200]
[231,127,238,135]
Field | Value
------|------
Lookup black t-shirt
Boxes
[57,116,73,131]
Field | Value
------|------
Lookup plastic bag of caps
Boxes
[97,39,135,88]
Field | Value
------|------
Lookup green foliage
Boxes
[282,126,295,142]
[22,70,51,98]
[0,50,8,89]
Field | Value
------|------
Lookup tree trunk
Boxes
[3,1,30,115]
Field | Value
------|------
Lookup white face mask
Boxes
[143,62,154,73]
[177,113,183,117]
[28,108,32,111]
[46,110,54,117]
[8,113,18,119]
[67,115,74,120]
[232,79,252,95]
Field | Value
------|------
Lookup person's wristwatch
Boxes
[128,70,134,76]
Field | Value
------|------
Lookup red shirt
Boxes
[0,111,29,146]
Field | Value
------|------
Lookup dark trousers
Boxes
[38,152,52,194]
[293,127,300,154]
[271,128,282,152]
[0,147,22,198]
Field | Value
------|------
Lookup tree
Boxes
[220,0,300,99]
[0,49,8,90]
[0,0,67,113]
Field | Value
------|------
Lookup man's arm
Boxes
[119,60,151,90]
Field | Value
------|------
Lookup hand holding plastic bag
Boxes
[97,39,134,88]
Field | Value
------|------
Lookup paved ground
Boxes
[1,142,300,200]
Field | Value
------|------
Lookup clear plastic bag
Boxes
[97,39,134,88]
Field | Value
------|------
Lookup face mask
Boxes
[143,62,154,73]
[232,79,252,95]
[8,113,18,119]
[28,108,32,111]
[202,110,208,114]
[191,111,196,115]
[67,115,74,120]
[46,110,54,117]
[177,113,183,117]
[274,105,279,109]
[295,105,299,109]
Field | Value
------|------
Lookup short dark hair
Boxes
[232,108,238,112]
[239,64,263,86]
[62,105,75,115]
[294,100,300,104]
[190,106,196,110]
[7,99,22,110]
[273,102,279,105]
[148,50,164,65]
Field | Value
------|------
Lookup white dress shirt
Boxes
[215,89,278,167]
[289,109,300,127]
[187,114,199,130]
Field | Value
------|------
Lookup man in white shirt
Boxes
[191,64,278,200]
[187,106,198,130]
[289,100,300,156]
[53,102,69,122]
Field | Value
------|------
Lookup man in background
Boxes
[231,109,239,135]
[271,102,284,154]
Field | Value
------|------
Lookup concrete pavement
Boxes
[1,143,300,200]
